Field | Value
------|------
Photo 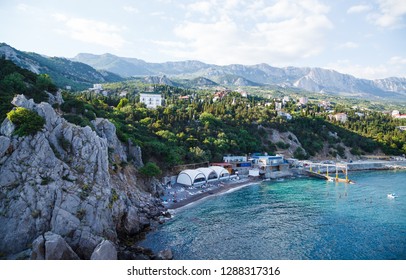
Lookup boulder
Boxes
[31,232,80,260]
[43,232,80,260]
[157,249,173,260]
[90,240,117,260]
[31,235,45,260]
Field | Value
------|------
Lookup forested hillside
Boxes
[0,56,56,119]
[57,83,406,173]
[2,58,405,174]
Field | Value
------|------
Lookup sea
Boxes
[139,170,406,260]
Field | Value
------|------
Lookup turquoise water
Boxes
[140,170,406,260]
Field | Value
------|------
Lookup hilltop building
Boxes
[298,97,308,105]
[392,110,406,119]
[278,111,292,120]
[329,113,347,123]
[140,92,163,109]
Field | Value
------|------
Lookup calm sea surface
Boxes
[140,170,406,259]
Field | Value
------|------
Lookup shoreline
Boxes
[167,177,261,210]
[163,160,406,211]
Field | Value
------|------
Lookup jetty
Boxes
[303,162,351,183]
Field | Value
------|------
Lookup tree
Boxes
[138,162,162,177]
[36,74,57,92]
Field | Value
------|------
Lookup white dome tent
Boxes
[209,166,230,180]
[197,167,218,182]
[176,169,206,187]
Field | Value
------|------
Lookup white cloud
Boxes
[187,1,213,15]
[165,0,333,65]
[53,14,126,49]
[368,0,406,28]
[347,4,372,14]
[327,58,406,79]
[123,5,138,13]
[389,56,406,65]
[337,42,359,49]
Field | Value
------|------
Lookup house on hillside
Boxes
[298,97,308,105]
[329,113,347,123]
[140,92,163,109]
[392,110,406,119]
[278,111,292,120]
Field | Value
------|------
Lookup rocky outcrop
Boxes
[90,240,117,260]
[31,232,80,260]
[0,95,165,259]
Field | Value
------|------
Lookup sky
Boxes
[0,0,405,80]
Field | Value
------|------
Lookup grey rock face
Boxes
[90,240,117,260]
[0,118,15,137]
[0,95,164,259]
[0,136,10,158]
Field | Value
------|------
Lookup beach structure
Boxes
[196,167,218,182]
[209,166,231,180]
[210,162,233,174]
[303,161,351,183]
[176,166,230,186]
[176,169,206,186]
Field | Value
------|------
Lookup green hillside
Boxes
[0,56,57,119]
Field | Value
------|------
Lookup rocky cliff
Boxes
[0,95,165,259]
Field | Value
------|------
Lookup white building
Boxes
[140,93,163,109]
[93,84,103,90]
[299,97,308,105]
[330,113,348,123]
[278,111,292,120]
[223,155,247,163]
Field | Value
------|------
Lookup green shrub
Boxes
[62,114,94,129]
[139,162,162,177]
[7,107,45,136]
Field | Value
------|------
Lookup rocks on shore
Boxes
[118,245,173,260]
[0,95,165,259]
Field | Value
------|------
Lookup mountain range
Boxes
[0,43,122,90]
[73,53,406,99]
[1,43,406,100]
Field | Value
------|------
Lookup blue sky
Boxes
[0,0,405,79]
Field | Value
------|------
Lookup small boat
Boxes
[387,193,397,199]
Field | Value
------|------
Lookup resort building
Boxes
[140,92,163,109]
[220,155,252,175]
[249,154,290,178]
[223,155,247,162]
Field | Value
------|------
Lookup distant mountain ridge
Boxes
[0,43,123,90]
[73,52,406,99]
[1,43,406,99]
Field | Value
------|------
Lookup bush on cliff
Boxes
[138,162,162,177]
[7,107,45,136]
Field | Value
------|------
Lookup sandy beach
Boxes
[167,177,261,210]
